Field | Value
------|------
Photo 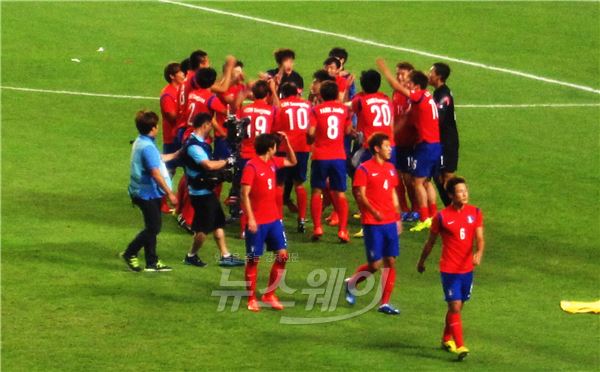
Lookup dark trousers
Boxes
[125,197,162,265]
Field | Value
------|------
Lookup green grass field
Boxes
[2,1,599,370]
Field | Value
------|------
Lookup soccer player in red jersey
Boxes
[417,177,485,360]
[308,81,353,242]
[377,58,441,232]
[323,57,348,102]
[241,133,297,312]
[344,133,403,315]
[159,62,185,214]
[273,82,314,233]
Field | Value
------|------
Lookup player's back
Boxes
[160,83,179,144]
[274,96,313,153]
[176,70,196,129]
[239,100,276,159]
[353,92,395,147]
[392,91,418,148]
[184,88,224,127]
[410,89,440,144]
[312,100,350,160]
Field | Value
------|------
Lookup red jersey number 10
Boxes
[285,108,309,130]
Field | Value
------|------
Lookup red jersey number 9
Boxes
[248,116,268,137]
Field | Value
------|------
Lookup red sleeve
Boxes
[240,163,255,186]
[409,90,421,103]
[344,109,352,130]
[476,208,484,228]
[310,108,318,128]
[273,156,285,169]
[353,165,368,187]
[160,94,177,114]
[390,166,399,188]
[208,95,227,114]
[351,96,361,113]
[430,212,441,234]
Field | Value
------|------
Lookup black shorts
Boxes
[190,193,226,234]
[440,142,459,173]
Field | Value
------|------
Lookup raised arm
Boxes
[376,58,410,97]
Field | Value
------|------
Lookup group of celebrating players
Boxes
[123,47,486,361]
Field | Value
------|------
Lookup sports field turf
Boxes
[2,1,599,370]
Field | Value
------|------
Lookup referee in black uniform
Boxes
[429,62,459,206]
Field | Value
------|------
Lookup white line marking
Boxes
[2,85,599,108]
[158,0,600,95]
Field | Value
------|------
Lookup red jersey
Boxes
[176,70,196,129]
[352,92,395,148]
[353,159,399,225]
[160,83,179,144]
[241,156,286,224]
[239,100,276,159]
[182,88,227,129]
[273,96,314,153]
[409,89,440,144]
[311,100,351,160]
[215,83,245,137]
[431,204,484,274]
[335,75,347,95]
[392,91,418,147]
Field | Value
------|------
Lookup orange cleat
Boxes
[311,226,324,241]
[326,211,339,226]
[261,294,284,310]
[247,298,261,312]
[338,230,350,243]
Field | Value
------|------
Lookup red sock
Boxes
[295,185,307,220]
[443,311,453,342]
[380,267,396,305]
[265,252,288,296]
[428,203,438,218]
[214,183,223,200]
[419,206,429,222]
[311,193,323,229]
[336,194,349,232]
[276,185,284,219]
[448,312,464,347]
[245,258,259,300]
[349,263,376,288]
[396,181,410,213]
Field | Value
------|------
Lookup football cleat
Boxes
[353,229,364,238]
[401,212,410,222]
[183,254,207,267]
[120,252,142,272]
[326,212,339,226]
[409,217,432,232]
[405,211,420,222]
[311,227,323,241]
[218,255,245,267]
[145,260,173,272]
[352,212,361,219]
[297,219,306,234]
[441,340,457,353]
[261,294,284,310]
[247,298,261,312]
[338,230,350,243]
[377,303,401,315]
[344,279,356,305]
[455,346,470,361]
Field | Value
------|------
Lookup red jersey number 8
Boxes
[327,116,339,139]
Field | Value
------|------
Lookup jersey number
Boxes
[428,99,439,120]
[285,108,309,130]
[383,179,389,190]
[186,103,196,126]
[267,178,273,190]
[370,104,391,127]
[459,228,466,240]
[326,116,339,139]
[248,116,268,137]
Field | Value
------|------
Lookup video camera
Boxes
[224,115,250,146]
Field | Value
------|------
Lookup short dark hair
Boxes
[445,176,466,195]
[195,67,217,88]
[320,81,339,101]
[410,71,429,89]
[135,110,159,135]
[313,70,335,83]
[432,62,451,82]
[223,60,244,73]
[280,82,298,98]
[189,50,208,70]
[252,80,270,99]
[180,58,190,74]
[323,57,341,69]
[360,69,381,93]
[254,133,277,155]
[163,62,181,83]
[396,61,414,71]
[274,48,295,65]
[193,113,212,128]
[328,47,348,62]
[368,133,389,154]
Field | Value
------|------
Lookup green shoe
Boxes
[120,252,142,272]
[409,217,432,232]
[145,260,173,272]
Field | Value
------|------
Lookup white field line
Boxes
[158,0,600,96]
[2,85,599,108]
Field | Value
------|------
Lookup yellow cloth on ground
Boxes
[560,300,600,314]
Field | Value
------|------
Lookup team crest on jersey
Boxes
[467,215,474,224]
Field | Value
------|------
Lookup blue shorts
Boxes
[213,136,232,160]
[411,142,442,178]
[163,142,181,170]
[276,152,309,184]
[363,222,399,262]
[245,220,287,258]
[395,146,414,173]
[441,271,473,302]
[310,159,347,192]
[358,146,397,165]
